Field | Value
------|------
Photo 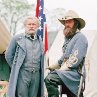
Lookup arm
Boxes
[68,36,88,68]
[60,35,88,70]
[5,36,17,67]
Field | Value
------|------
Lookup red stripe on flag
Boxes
[36,0,39,17]
[44,24,48,54]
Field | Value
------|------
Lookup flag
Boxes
[36,0,49,96]
[44,23,49,67]
[44,24,48,55]
[35,0,49,65]
[36,0,46,39]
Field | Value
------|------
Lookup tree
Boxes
[0,0,35,35]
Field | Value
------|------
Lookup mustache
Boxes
[29,29,34,30]
[64,27,72,34]
[63,27,75,38]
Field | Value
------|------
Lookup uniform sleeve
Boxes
[58,52,67,65]
[5,36,17,67]
[64,36,88,69]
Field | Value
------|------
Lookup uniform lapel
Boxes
[17,35,26,53]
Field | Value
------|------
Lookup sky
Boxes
[27,0,97,30]
[44,0,97,30]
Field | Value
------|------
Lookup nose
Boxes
[30,24,33,27]
[65,22,70,28]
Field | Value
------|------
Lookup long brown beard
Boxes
[63,19,80,38]
[63,27,76,38]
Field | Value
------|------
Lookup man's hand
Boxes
[59,62,70,71]
[46,63,61,71]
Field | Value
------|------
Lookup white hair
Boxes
[23,16,41,27]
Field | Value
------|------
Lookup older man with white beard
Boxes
[5,17,44,97]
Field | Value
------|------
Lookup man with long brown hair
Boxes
[45,10,88,97]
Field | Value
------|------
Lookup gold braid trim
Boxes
[66,50,78,67]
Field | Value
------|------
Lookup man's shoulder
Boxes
[75,32,88,44]
[75,32,84,37]
[75,32,87,39]
[12,33,25,40]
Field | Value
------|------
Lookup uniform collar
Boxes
[25,33,37,40]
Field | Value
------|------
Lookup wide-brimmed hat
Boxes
[58,10,85,29]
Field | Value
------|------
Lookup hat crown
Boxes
[65,10,79,19]
[58,10,85,29]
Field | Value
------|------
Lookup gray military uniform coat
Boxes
[56,32,88,96]
[5,33,44,97]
